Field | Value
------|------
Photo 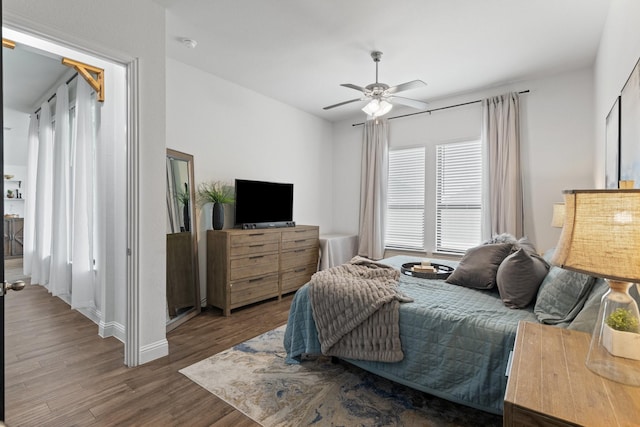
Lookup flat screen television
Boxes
[234,179,294,229]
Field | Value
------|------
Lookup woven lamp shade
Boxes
[551,189,640,282]
[551,202,565,228]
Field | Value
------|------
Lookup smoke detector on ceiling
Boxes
[181,38,198,49]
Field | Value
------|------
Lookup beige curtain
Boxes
[358,118,389,260]
[482,92,523,238]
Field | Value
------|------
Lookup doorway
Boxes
[2,26,130,358]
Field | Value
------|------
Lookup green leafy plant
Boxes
[606,308,640,333]
[175,188,190,206]
[196,181,235,206]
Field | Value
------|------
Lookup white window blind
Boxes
[436,140,482,253]
[386,147,425,250]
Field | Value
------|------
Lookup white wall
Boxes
[3,108,29,218]
[331,67,596,254]
[594,0,640,185]
[4,0,168,364]
[166,58,334,303]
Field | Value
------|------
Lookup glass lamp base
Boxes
[585,280,640,387]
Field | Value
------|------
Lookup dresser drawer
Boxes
[231,232,280,248]
[230,241,279,257]
[281,246,318,270]
[230,274,279,307]
[281,263,317,294]
[282,228,318,243]
[282,236,317,251]
[230,253,279,281]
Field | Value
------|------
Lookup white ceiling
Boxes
[160,0,611,122]
[2,1,612,122]
[3,44,71,114]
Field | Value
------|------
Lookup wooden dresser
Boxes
[207,225,319,316]
[504,321,640,426]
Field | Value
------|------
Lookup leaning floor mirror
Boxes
[166,149,201,331]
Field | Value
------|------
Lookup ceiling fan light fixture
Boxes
[362,99,393,117]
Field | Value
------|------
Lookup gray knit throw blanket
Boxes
[308,256,413,362]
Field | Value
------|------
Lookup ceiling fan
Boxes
[323,51,428,117]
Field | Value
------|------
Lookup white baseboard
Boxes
[139,339,169,364]
[77,305,101,325]
[99,320,126,343]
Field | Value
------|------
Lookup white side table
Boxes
[318,234,358,270]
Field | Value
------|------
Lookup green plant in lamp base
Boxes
[606,308,640,333]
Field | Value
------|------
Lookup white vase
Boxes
[602,325,640,361]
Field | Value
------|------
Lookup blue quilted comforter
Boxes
[283,255,539,414]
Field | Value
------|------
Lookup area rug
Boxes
[179,326,502,427]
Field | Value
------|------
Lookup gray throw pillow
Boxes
[534,266,595,324]
[497,248,550,309]
[445,243,513,290]
[516,236,538,255]
[567,278,608,333]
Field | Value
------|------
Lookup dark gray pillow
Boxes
[534,266,595,324]
[497,248,550,308]
[445,243,513,290]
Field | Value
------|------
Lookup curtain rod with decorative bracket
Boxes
[2,38,16,49]
[351,89,530,126]
[62,57,104,102]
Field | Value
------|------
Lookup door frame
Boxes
[0,22,141,369]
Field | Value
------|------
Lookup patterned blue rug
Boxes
[180,326,502,426]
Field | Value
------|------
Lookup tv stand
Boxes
[207,225,319,316]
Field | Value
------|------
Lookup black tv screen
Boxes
[234,179,294,228]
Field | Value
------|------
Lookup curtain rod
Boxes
[33,73,79,115]
[351,89,530,126]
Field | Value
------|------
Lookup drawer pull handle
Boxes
[249,233,265,237]
[295,239,306,243]
[294,268,306,273]
[249,277,263,283]
[249,255,265,260]
[249,244,265,248]
[294,249,305,253]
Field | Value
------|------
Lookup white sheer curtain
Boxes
[23,115,39,275]
[357,118,389,260]
[48,83,71,297]
[71,78,96,309]
[31,101,54,287]
[481,92,523,238]
[23,78,98,311]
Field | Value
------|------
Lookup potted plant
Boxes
[603,307,640,360]
[176,185,191,232]
[197,181,234,230]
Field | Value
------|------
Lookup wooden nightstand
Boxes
[504,321,640,427]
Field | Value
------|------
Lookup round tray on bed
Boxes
[401,262,454,280]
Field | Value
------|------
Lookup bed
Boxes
[283,255,543,415]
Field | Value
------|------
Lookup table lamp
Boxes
[551,202,565,228]
[551,189,640,386]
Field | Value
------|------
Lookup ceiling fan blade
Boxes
[386,80,427,95]
[340,83,368,93]
[323,98,365,110]
[389,96,429,110]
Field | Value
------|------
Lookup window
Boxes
[435,140,482,253]
[386,147,425,250]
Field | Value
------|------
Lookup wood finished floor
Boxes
[5,279,293,426]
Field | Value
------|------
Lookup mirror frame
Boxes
[166,148,201,331]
